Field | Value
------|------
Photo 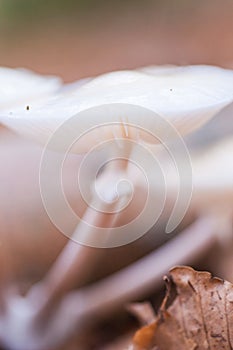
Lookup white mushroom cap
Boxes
[1,65,233,153]
[0,67,62,111]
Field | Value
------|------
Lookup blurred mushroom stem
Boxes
[28,149,133,323]
[29,126,135,319]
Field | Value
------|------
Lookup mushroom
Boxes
[0,65,233,350]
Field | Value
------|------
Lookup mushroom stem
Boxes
[28,151,132,322]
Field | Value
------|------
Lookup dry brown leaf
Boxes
[131,266,233,350]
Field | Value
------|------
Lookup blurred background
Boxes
[0,0,233,81]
